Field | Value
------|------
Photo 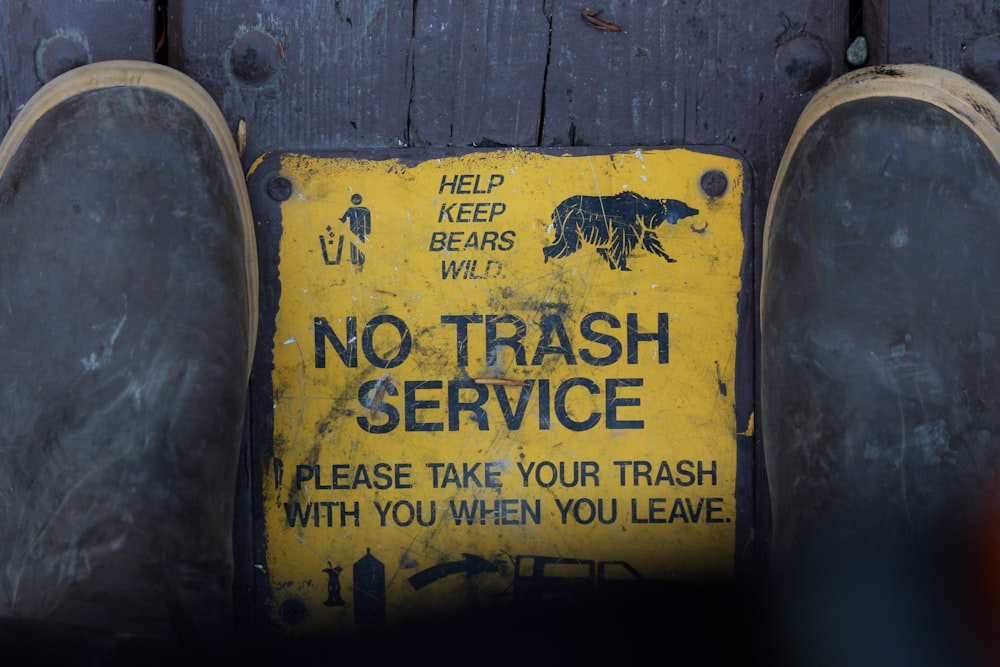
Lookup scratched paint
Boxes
[253,147,745,635]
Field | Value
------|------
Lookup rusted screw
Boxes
[35,32,91,83]
[700,170,728,197]
[230,28,281,86]
[776,35,832,93]
[267,176,292,201]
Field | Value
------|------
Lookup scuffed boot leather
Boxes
[0,61,257,656]
[761,64,1000,667]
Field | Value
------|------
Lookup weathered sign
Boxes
[248,147,750,635]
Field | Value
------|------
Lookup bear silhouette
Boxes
[543,192,699,270]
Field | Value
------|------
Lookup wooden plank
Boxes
[408,1,549,146]
[864,0,1000,96]
[0,0,154,137]
[862,0,889,66]
[170,1,550,158]
[167,1,414,167]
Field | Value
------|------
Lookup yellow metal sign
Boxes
[249,147,747,635]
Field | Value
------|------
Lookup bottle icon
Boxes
[353,547,385,624]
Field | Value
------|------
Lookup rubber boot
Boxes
[761,64,1000,667]
[0,61,257,659]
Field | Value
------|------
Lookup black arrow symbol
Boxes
[407,553,499,590]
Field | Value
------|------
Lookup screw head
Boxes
[267,176,292,201]
[776,35,832,93]
[230,28,281,86]
[700,170,728,197]
[278,596,306,625]
[35,33,91,83]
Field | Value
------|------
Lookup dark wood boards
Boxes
[865,0,1000,96]
[167,2,414,163]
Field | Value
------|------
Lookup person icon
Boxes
[322,562,346,607]
[339,193,371,267]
